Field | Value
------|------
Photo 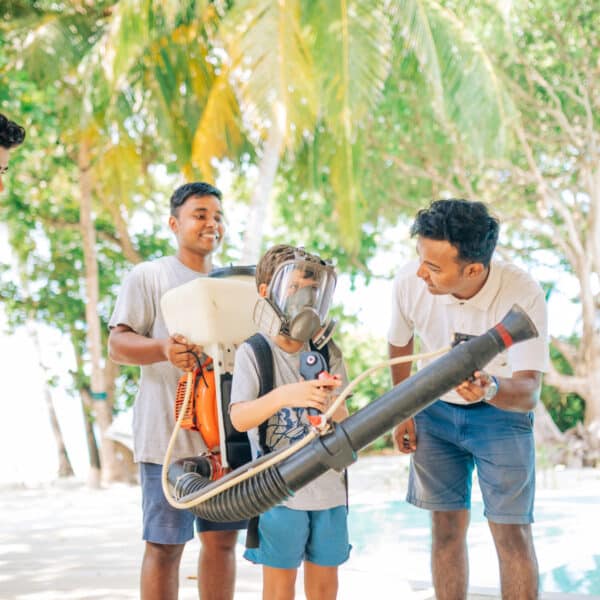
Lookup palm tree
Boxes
[217,0,514,259]
[221,0,392,259]
[1,0,251,482]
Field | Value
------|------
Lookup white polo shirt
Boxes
[388,259,549,404]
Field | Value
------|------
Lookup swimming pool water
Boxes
[348,494,599,595]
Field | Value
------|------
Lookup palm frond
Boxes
[224,0,318,148]
[191,70,245,181]
[329,135,363,255]
[396,0,516,156]
[144,33,235,177]
[393,0,446,118]
[302,0,392,252]
[92,136,144,207]
[5,11,108,87]
[437,2,516,156]
[306,0,392,134]
[94,0,157,91]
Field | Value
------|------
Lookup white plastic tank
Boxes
[161,267,258,345]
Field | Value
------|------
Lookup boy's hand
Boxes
[163,333,204,371]
[280,378,342,412]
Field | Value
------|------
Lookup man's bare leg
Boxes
[489,522,538,600]
[141,541,185,600]
[431,510,470,600]
[197,530,238,600]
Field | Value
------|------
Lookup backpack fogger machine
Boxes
[161,269,539,523]
[161,266,259,477]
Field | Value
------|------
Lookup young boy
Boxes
[230,244,351,600]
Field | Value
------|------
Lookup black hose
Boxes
[169,459,290,521]
[167,304,538,521]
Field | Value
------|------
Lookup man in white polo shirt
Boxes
[388,199,548,600]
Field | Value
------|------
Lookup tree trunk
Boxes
[105,202,142,264]
[26,322,75,478]
[543,345,600,427]
[534,400,564,444]
[241,103,286,263]
[80,386,102,488]
[78,139,116,483]
[103,356,138,483]
[582,358,600,425]
[17,256,75,479]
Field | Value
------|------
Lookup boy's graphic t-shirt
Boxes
[230,334,349,511]
[264,405,306,451]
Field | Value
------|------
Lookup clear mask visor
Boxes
[267,260,336,325]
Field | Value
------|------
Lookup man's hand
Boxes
[163,333,204,371]
[393,418,417,454]
[455,370,493,403]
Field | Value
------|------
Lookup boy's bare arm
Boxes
[229,388,287,432]
[230,379,341,432]
[108,324,201,371]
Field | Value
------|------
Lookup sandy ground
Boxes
[1,455,598,600]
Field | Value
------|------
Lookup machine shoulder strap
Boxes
[246,333,275,399]
[245,333,274,456]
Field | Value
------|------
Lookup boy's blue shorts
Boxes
[244,505,351,569]
[140,462,247,544]
[407,400,536,524]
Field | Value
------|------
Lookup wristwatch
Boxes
[482,375,499,402]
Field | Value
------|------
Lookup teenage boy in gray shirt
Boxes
[108,182,245,600]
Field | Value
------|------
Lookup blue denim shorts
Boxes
[407,400,536,524]
[244,505,351,569]
[140,462,247,544]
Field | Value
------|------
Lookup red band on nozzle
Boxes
[495,323,514,348]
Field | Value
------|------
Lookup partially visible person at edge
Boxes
[387,199,549,600]
[230,244,351,600]
[0,113,26,192]
[108,182,246,600]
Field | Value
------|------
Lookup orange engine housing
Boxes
[174,357,220,452]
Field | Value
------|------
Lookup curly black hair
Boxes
[0,113,26,149]
[411,199,499,266]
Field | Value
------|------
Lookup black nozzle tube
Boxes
[168,304,537,520]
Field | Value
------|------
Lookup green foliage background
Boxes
[1,0,597,465]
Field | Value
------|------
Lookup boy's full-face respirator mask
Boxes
[253,258,337,344]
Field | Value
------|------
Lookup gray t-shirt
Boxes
[230,333,348,511]
[109,255,209,464]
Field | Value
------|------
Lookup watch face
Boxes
[484,378,498,401]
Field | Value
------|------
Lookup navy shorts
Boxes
[407,400,536,524]
[140,462,247,544]
[244,505,351,569]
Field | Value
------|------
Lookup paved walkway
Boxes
[1,456,598,599]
